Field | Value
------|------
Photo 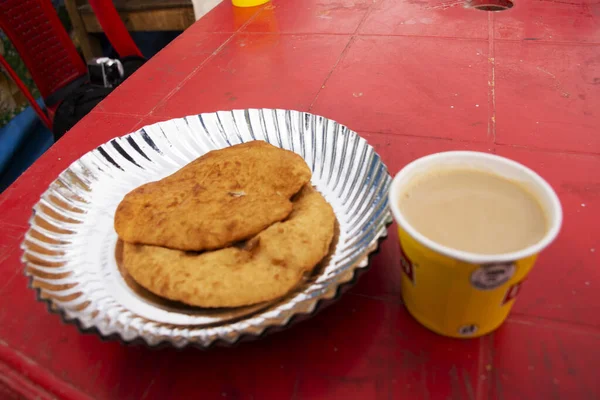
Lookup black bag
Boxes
[52,55,146,141]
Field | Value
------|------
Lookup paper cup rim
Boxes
[388,151,563,265]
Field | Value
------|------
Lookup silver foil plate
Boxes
[21,109,392,348]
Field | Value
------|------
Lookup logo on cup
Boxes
[502,280,525,305]
[458,324,479,336]
[400,246,415,284]
[470,263,516,290]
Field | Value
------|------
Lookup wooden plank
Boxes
[77,0,193,13]
[81,8,195,32]
[64,0,103,60]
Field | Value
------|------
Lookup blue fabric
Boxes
[0,99,54,193]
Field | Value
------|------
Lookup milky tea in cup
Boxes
[388,152,562,338]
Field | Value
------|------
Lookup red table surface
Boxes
[1,1,599,399]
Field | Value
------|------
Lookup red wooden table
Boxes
[1,1,599,399]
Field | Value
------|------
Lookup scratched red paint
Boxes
[0,1,599,399]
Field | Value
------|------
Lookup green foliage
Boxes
[1,35,41,96]
[1,34,41,128]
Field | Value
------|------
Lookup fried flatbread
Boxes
[114,141,311,251]
[122,185,336,308]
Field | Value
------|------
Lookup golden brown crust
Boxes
[122,185,336,308]
[114,141,311,251]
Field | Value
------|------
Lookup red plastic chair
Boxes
[87,0,143,59]
[0,0,143,130]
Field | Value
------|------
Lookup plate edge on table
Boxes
[27,219,391,350]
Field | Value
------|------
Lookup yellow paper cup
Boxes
[232,0,269,7]
[388,152,562,338]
